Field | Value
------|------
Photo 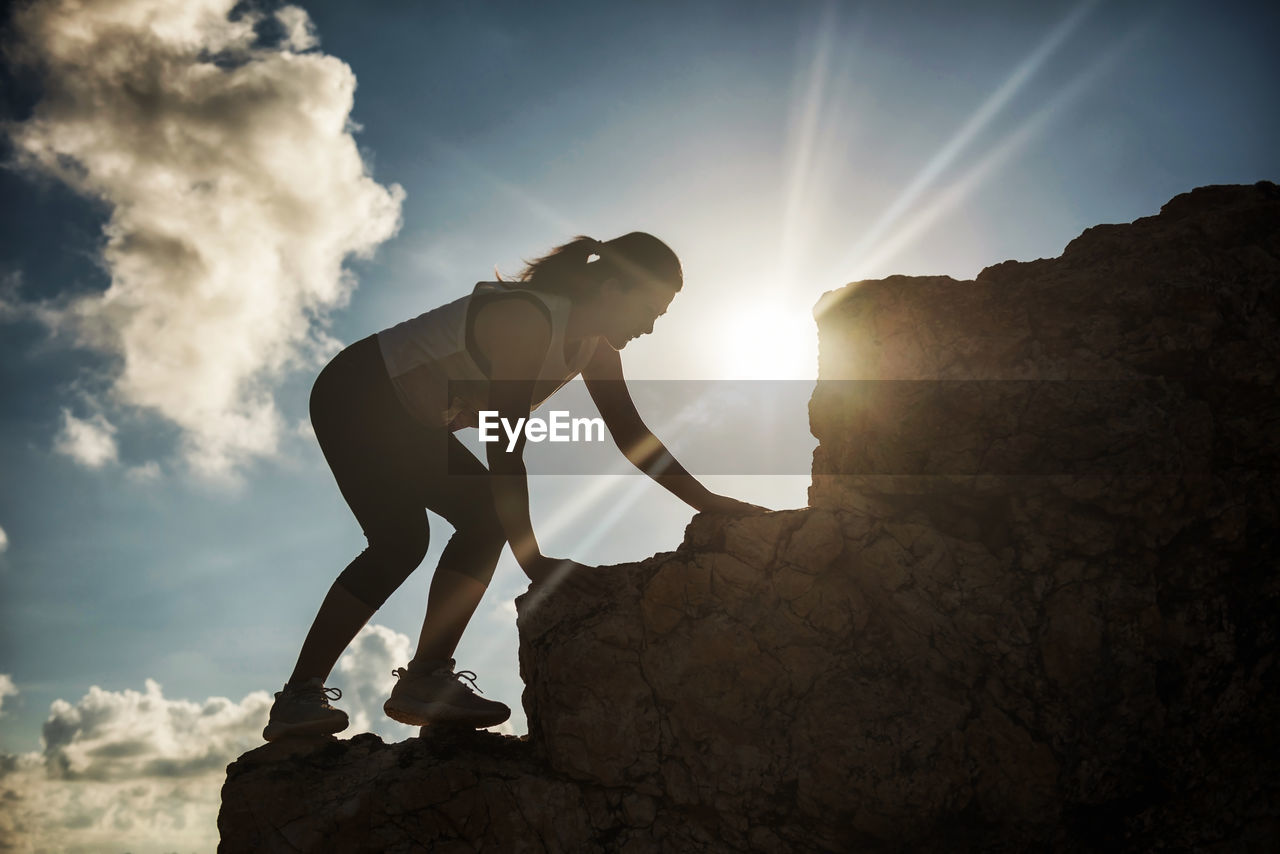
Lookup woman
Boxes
[262,232,767,740]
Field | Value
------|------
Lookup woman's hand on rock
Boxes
[698,493,772,516]
[523,555,610,597]
[523,554,585,585]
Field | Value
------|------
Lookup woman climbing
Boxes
[262,231,767,740]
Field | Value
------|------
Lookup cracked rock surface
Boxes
[219,183,1279,852]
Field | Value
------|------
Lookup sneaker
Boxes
[383,659,511,728]
[262,677,349,741]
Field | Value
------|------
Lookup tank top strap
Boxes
[464,282,579,377]
[374,281,599,431]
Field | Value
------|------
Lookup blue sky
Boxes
[1,0,1277,849]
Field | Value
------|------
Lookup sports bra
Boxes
[375,281,600,431]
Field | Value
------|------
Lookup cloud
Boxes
[330,622,516,738]
[0,677,272,853]
[0,524,8,554]
[0,674,16,716]
[488,598,519,622]
[38,679,270,783]
[125,460,163,482]
[4,0,404,479]
[52,409,119,469]
[0,631,514,850]
[332,622,417,741]
[274,4,318,52]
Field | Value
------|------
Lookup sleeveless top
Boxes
[375,281,601,431]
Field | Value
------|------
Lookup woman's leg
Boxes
[412,568,490,666]
[287,507,431,685]
[296,333,509,683]
[290,334,434,684]
[380,432,513,727]
[410,431,509,666]
[286,579,377,686]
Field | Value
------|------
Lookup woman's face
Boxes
[599,277,678,350]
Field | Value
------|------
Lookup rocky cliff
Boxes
[219,182,1280,852]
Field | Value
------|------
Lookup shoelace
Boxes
[391,666,486,694]
[453,669,484,694]
[291,683,342,704]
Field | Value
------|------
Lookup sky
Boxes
[0,0,1276,850]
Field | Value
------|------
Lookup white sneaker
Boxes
[383,659,511,728]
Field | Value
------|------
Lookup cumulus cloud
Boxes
[275,4,318,51]
[40,679,271,783]
[0,677,273,853]
[52,409,119,469]
[331,622,516,738]
[0,524,8,553]
[0,624,459,850]
[333,622,417,741]
[4,0,404,478]
[0,622,517,850]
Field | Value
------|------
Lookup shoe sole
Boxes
[262,717,348,741]
[383,697,510,729]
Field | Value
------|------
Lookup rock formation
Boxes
[219,182,1279,852]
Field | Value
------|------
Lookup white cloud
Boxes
[0,674,16,716]
[488,598,519,622]
[38,679,269,782]
[0,524,8,553]
[52,410,119,469]
[6,0,404,479]
[0,632,521,849]
[331,622,515,738]
[125,460,163,482]
[275,5,318,51]
[332,622,417,741]
[0,678,272,853]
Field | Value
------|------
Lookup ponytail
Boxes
[498,232,682,300]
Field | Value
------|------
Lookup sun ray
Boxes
[825,0,1102,286]
[834,21,1146,284]
[515,392,714,617]
[778,1,839,290]
[537,472,631,543]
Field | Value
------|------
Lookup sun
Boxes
[713,297,818,381]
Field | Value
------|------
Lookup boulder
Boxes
[220,182,1280,852]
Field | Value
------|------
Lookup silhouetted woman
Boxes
[263,232,765,740]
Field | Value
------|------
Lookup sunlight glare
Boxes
[714,297,817,380]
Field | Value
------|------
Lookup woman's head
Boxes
[506,231,683,349]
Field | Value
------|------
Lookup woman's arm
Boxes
[581,344,765,514]
[473,298,546,572]
[475,300,606,591]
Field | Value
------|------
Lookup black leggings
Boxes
[309,334,506,610]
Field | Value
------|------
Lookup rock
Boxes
[219,183,1280,852]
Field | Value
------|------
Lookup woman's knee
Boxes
[375,525,431,568]
[336,525,431,610]
[439,522,506,586]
